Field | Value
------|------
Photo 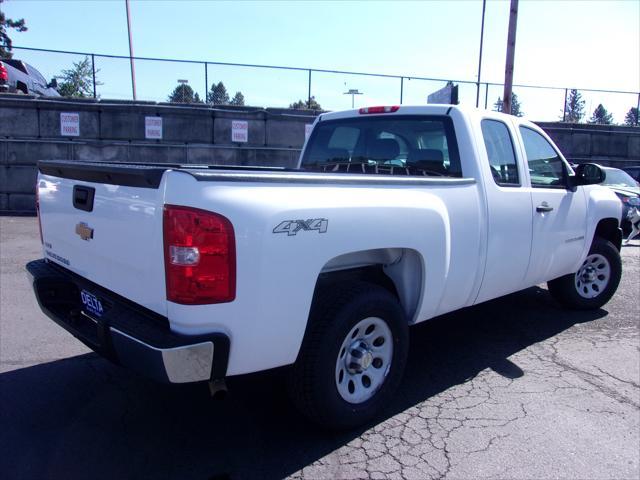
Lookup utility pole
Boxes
[125,0,137,100]
[502,0,518,115]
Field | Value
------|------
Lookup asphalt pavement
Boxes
[1,216,638,480]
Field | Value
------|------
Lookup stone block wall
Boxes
[0,96,316,213]
[1,96,638,214]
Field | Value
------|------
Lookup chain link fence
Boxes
[9,45,640,125]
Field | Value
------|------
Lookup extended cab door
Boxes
[518,125,588,286]
[474,117,533,304]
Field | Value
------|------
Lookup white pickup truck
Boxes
[28,105,623,429]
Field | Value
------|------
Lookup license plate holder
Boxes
[80,289,105,318]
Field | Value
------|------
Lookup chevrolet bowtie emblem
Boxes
[75,222,94,241]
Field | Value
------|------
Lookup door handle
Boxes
[536,202,554,213]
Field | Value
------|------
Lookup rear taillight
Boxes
[35,183,43,244]
[359,106,400,114]
[0,64,7,82]
[163,205,236,304]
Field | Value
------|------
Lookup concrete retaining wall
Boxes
[1,96,638,214]
[0,96,317,213]
[536,122,640,167]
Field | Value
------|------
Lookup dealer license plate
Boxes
[80,289,104,318]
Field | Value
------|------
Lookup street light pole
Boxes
[343,88,363,108]
[475,0,487,108]
[178,79,188,103]
[125,0,137,100]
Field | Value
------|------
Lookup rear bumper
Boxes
[26,259,230,384]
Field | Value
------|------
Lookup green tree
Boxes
[493,96,504,113]
[167,83,202,103]
[492,93,523,117]
[623,107,638,126]
[588,104,614,125]
[229,91,245,106]
[56,57,101,98]
[563,89,585,123]
[289,96,322,110]
[208,81,229,105]
[0,0,27,59]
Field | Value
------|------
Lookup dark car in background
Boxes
[0,59,60,97]
[600,166,640,232]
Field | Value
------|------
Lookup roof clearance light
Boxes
[359,106,400,114]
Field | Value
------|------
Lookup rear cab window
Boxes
[481,119,520,186]
[301,115,462,177]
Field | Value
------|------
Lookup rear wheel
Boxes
[548,237,621,310]
[287,281,409,430]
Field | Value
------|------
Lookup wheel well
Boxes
[594,218,622,251]
[316,265,398,298]
[16,81,28,94]
[315,248,423,323]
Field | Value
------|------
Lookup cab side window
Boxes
[481,119,520,186]
[520,127,566,188]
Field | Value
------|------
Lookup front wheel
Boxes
[548,237,622,310]
[287,281,409,430]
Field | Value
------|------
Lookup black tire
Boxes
[287,281,409,430]
[548,237,622,310]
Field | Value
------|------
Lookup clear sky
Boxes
[3,0,639,122]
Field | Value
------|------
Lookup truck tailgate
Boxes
[37,161,169,316]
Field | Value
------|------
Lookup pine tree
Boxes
[230,91,245,106]
[289,96,322,110]
[0,0,27,59]
[623,107,638,126]
[493,97,504,113]
[492,93,523,117]
[588,104,614,125]
[168,83,198,103]
[563,89,585,123]
[208,81,230,105]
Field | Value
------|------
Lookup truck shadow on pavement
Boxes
[0,286,606,480]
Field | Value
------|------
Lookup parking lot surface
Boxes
[1,216,639,480]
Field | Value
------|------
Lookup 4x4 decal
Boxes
[273,218,328,236]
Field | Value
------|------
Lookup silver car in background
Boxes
[600,166,640,232]
[0,59,60,97]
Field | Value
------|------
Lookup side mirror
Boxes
[574,163,605,186]
[48,78,58,89]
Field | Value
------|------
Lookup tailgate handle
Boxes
[73,185,95,212]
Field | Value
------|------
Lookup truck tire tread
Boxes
[287,280,408,429]
[548,237,622,310]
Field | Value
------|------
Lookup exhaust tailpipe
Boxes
[208,379,228,400]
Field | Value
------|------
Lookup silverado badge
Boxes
[75,222,94,241]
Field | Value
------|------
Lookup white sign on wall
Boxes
[145,116,163,140]
[305,124,314,140]
[231,120,248,143]
[60,112,80,137]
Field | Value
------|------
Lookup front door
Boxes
[518,126,588,286]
